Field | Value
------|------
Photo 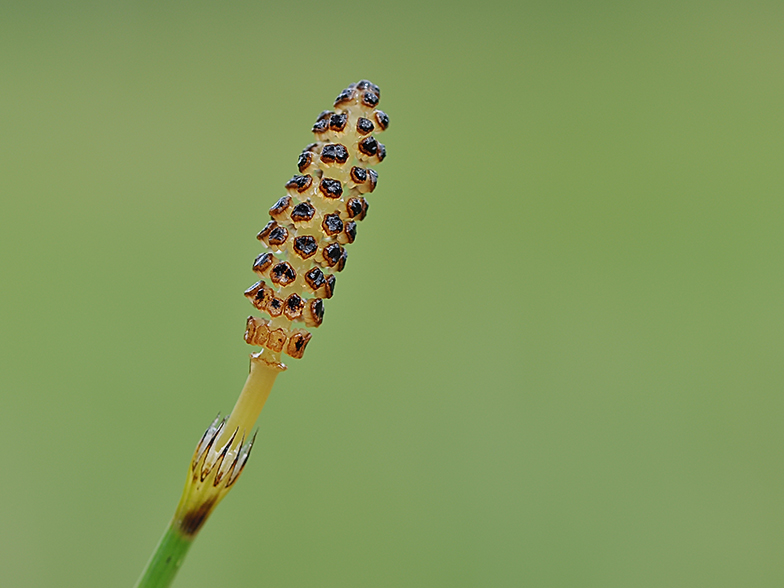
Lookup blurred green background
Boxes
[1,1,782,586]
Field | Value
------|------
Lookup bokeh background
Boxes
[1,1,783,586]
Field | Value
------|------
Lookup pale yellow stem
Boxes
[168,355,284,541]
[218,356,282,447]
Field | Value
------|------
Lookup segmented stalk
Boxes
[133,80,389,588]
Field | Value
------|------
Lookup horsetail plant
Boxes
[133,80,389,588]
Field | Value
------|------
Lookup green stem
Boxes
[134,521,194,588]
